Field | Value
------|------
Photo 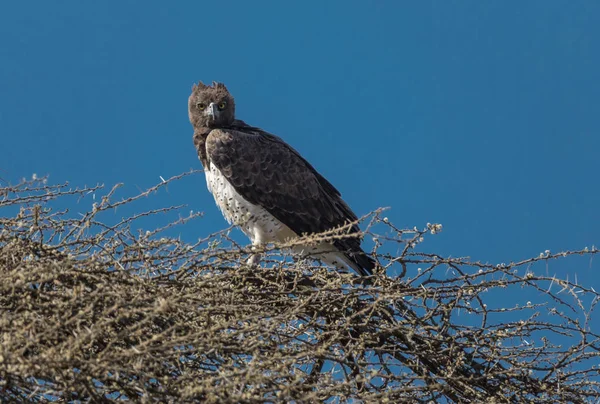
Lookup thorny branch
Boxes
[0,174,598,403]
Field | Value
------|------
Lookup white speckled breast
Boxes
[205,162,296,245]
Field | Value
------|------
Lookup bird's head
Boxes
[188,81,236,128]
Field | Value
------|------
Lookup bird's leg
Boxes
[246,243,264,267]
[246,252,261,266]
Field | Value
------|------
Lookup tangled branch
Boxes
[1,174,598,403]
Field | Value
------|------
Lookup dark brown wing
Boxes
[205,124,374,275]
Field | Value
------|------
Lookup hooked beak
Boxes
[204,102,219,121]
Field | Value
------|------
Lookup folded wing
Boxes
[205,124,374,275]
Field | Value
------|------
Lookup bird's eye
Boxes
[218,101,227,110]
[197,103,206,110]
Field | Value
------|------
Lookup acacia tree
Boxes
[1,174,598,403]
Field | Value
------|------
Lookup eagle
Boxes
[188,81,374,276]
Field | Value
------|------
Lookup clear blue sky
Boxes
[1,3,598,295]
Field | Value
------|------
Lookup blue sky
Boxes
[1,2,598,309]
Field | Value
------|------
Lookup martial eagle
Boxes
[188,81,374,276]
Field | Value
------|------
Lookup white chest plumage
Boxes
[205,162,296,245]
[204,162,362,273]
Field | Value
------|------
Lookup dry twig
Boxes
[0,175,598,403]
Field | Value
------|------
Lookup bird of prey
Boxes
[188,81,374,276]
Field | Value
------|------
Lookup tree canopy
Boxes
[1,174,598,403]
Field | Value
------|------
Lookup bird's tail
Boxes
[294,243,375,277]
[321,248,374,277]
[343,250,375,276]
